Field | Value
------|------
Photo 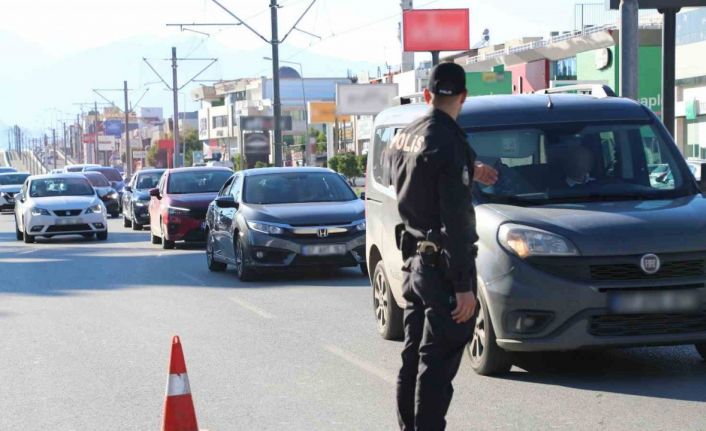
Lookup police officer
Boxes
[386,62,498,430]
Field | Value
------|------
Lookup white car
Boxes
[14,173,108,243]
[0,172,30,211]
[64,164,101,173]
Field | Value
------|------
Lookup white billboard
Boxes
[336,84,399,116]
[97,135,115,152]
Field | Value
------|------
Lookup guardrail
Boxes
[1,151,10,168]
[25,151,49,175]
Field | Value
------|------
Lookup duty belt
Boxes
[416,240,441,267]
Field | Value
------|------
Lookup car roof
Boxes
[241,167,335,177]
[374,94,653,129]
[85,166,119,171]
[29,173,92,181]
[136,168,165,174]
[0,171,29,176]
[167,166,233,173]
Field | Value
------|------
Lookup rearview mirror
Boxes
[149,188,161,199]
[124,185,132,193]
[359,192,366,200]
[215,195,239,209]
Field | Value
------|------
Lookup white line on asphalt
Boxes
[229,296,275,319]
[179,271,206,286]
[323,345,396,385]
[18,248,38,255]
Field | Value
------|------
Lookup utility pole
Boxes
[171,47,180,168]
[619,0,639,100]
[63,122,68,165]
[660,7,679,137]
[94,101,99,165]
[52,128,57,170]
[77,114,82,163]
[124,80,133,177]
[270,0,283,167]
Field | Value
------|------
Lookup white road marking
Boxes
[229,296,275,319]
[18,248,38,255]
[323,345,396,385]
[0,258,65,263]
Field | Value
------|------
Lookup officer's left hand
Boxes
[473,162,498,185]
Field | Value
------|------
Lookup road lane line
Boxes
[179,271,206,286]
[229,296,275,319]
[323,345,396,385]
[18,248,38,255]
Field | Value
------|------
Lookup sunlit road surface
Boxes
[1,213,705,430]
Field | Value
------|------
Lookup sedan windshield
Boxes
[84,172,110,187]
[167,170,232,194]
[0,173,29,185]
[469,122,696,205]
[30,178,95,197]
[86,168,122,182]
[243,172,357,204]
[135,172,163,190]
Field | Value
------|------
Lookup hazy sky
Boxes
[1,0,580,141]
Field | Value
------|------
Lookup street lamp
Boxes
[263,56,310,166]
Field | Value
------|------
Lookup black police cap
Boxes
[428,62,467,96]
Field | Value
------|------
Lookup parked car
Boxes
[64,164,101,173]
[0,167,18,173]
[0,172,30,211]
[82,171,120,217]
[14,173,108,242]
[121,168,165,230]
[366,94,706,375]
[83,166,125,209]
[686,159,705,182]
[148,167,232,249]
[205,167,366,281]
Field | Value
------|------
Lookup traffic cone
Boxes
[162,336,199,431]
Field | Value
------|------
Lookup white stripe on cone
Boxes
[166,373,192,397]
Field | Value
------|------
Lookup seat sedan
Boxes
[205,167,366,281]
[83,171,120,217]
[0,172,30,211]
[148,167,232,249]
[121,168,165,230]
[83,166,126,209]
[14,174,108,243]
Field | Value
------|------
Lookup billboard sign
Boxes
[336,84,399,115]
[403,9,470,52]
[104,120,123,137]
[308,101,351,124]
[132,150,146,159]
[244,132,271,155]
[239,116,292,131]
[97,135,116,152]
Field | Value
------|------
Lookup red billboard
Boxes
[403,9,470,52]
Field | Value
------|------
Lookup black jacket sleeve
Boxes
[436,135,479,293]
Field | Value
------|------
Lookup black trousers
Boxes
[396,257,475,431]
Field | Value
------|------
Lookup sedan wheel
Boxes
[466,291,512,376]
[161,222,175,250]
[234,235,256,281]
[123,216,132,228]
[22,220,34,244]
[372,261,403,340]
[131,220,142,231]
[14,217,23,241]
[206,231,227,272]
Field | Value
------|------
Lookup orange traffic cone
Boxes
[162,336,199,431]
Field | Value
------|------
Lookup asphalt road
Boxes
[1,214,705,430]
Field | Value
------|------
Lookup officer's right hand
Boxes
[452,292,477,324]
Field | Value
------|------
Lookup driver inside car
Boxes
[563,144,595,188]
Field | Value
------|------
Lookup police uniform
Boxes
[386,63,479,431]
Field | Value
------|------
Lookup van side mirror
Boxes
[359,192,366,200]
[124,185,132,193]
[215,195,239,209]
[149,188,161,199]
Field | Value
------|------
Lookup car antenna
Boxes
[546,94,554,109]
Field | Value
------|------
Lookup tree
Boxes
[146,145,159,167]
[232,154,245,171]
[357,154,368,175]
[181,129,201,167]
[327,155,340,173]
[254,161,269,168]
[328,152,361,183]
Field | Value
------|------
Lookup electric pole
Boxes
[270,0,283,167]
[171,47,180,169]
[124,80,133,177]
[94,101,99,165]
[52,128,57,170]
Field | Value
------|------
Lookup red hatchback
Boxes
[148,167,232,249]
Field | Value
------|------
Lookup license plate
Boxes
[302,244,347,256]
[608,290,701,314]
[56,217,82,225]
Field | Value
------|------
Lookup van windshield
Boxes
[468,122,697,205]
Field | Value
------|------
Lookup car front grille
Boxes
[53,209,83,217]
[590,261,705,281]
[589,312,706,337]
[47,224,91,232]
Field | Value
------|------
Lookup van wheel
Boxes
[372,261,403,340]
[466,291,513,376]
[696,344,706,361]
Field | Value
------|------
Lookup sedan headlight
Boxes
[247,220,285,235]
[168,206,190,216]
[498,224,578,258]
[354,219,366,231]
[85,204,103,214]
[31,207,51,216]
